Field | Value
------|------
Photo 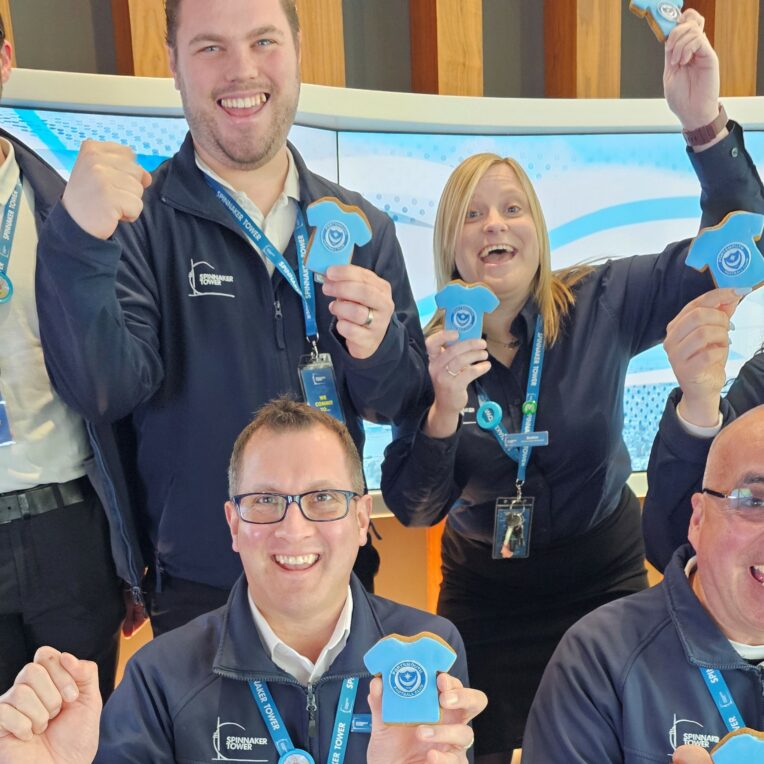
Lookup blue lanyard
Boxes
[249,678,359,764]
[0,178,22,302]
[699,667,746,733]
[204,176,318,343]
[476,314,546,485]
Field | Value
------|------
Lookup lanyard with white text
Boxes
[698,667,746,733]
[0,178,22,303]
[204,175,318,346]
[248,677,359,764]
[476,314,546,486]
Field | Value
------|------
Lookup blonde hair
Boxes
[429,153,593,345]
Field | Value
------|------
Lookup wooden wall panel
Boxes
[0,0,15,65]
[295,0,345,86]
[410,0,483,96]
[545,0,621,97]
[112,0,170,77]
[686,0,759,96]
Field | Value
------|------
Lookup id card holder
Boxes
[0,385,15,447]
[298,352,345,424]
[492,497,533,559]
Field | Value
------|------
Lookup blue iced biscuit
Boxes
[305,197,372,275]
[629,0,684,42]
[364,632,457,725]
[687,210,764,290]
[435,279,499,342]
[712,728,764,763]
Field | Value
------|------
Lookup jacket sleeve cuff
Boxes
[660,389,723,464]
[688,121,763,222]
[42,201,123,272]
[408,407,461,468]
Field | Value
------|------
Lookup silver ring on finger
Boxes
[363,306,374,327]
[446,363,461,377]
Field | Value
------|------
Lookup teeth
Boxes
[479,245,515,259]
[274,554,318,567]
[220,94,266,109]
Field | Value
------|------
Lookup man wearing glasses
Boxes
[522,405,764,763]
[0,398,484,763]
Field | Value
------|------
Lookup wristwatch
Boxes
[682,104,728,147]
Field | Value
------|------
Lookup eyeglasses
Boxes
[230,489,360,524]
[702,486,764,514]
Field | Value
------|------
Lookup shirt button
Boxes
[731,147,739,158]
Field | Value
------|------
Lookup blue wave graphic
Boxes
[549,197,699,249]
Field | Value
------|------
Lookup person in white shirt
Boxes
[0,15,127,702]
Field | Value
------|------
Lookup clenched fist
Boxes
[62,140,152,240]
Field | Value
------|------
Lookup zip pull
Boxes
[306,683,318,738]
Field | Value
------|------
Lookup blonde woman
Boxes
[381,12,764,762]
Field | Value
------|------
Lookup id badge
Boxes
[298,352,345,424]
[492,497,533,559]
[0,395,15,447]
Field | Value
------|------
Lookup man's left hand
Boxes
[367,672,487,764]
[322,265,394,360]
[664,9,721,136]
[673,744,714,763]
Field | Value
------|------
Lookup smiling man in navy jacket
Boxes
[523,405,764,763]
[0,399,484,764]
[34,0,428,634]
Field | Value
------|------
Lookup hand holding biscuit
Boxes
[663,10,722,142]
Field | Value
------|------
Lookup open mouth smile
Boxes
[479,244,517,265]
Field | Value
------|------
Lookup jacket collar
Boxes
[213,573,383,684]
[160,132,323,227]
[664,544,755,672]
[0,129,64,226]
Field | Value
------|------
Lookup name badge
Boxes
[350,714,371,733]
[492,497,533,559]
[298,353,345,424]
[0,384,15,447]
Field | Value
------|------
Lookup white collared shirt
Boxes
[0,138,90,491]
[248,586,354,685]
[195,149,300,276]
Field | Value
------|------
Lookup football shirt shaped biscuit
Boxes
[435,280,499,342]
[305,197,372,275]
[686,211,764,291]
[712,728,764,763]
[364,632,457,725]
[629,0,684,42]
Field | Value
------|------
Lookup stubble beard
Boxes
[181,74,300,172]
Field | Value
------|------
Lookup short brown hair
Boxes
[228,397,364,496]
[165,0,300,49]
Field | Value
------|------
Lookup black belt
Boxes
[0,476,89,525]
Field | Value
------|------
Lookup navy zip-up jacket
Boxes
[95,573,470,763]
[523,544,764,763]
[6,130,141,600]
[35,136,428,593]
[643,352,764,571]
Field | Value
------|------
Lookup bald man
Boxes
[522,405,764,763]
